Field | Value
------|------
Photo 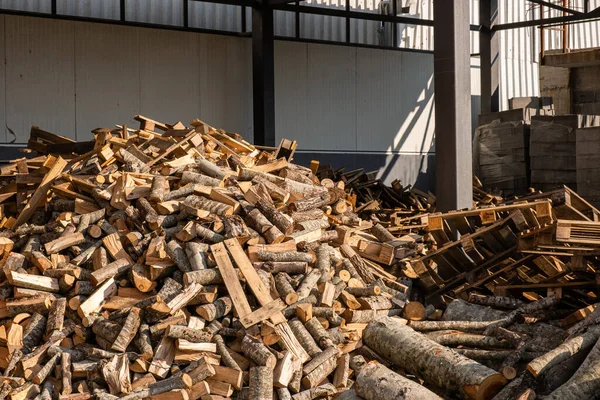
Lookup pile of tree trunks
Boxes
[4,114,600,399]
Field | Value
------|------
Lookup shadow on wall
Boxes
[293,72,436,192]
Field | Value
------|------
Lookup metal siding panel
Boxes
[399,51,435,153]
[274,41,309,146]
[74,22,140,141]
[201,35,253,141]
[355,47,406,152]
[188,2,242,32]
[5,16,76,142]
[126,0,183,26]
[0,0,51,13]
[139,29,200,126]
[57,0,120,20]
[306,43,357,150]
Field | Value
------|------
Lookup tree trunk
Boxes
[527,326,600,377]
[364,316,506,400]
[356,360,442,400]
[444,299,508,322]
[545,337,600,400]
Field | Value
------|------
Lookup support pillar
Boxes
[433,0,473,212]
[252,4,276,146]
[480,0,499,114]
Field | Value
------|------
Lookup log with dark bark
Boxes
[364,316,506,400]
[354,356,442,400]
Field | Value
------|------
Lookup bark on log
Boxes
[305,317,334,349]
[165,240,193,273]
[340,244,375,284]
[195,224,225,243]
[185,241,208,271]
[288,318,322,357]
[275,272,299,305]
[196,296,232,321]
[296,269,321,301]
[316,244,331,284]
[242,335,276,368]
[257,250,312,263]
[22,313,47,352]
[444,299,508,322]
[61,351,72,395]
[213,334,241,371]
[248,366,273,400]
[166,325,212,343]
[111,307,141,352]
[356,360,442,400]
[544,337,600,399]
[149,176,170,203]
[256,199,293,235]
[468,294,525,310]
[364,316,506,400]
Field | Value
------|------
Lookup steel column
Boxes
[480,0,499,114]
[252,5,276,146]
[434,0,472,211]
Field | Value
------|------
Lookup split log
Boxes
[364,316,506,400]
[111,307,141,352]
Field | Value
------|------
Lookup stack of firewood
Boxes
[0,116,432,400]
[4,114,600,400]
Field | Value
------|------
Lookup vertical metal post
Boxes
[392,0,398,48]
[433,0,472,211]
[480,0,499,114]
[51,0,57,15]
[295,0,300,39]
[183,0,189,28]
[346,1,351,43]
[252,4,276,146]
[120,0,126,22]
[242,6,247,33]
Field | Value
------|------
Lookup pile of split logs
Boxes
[2,115,600,400]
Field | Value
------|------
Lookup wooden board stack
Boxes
[4,114,600,399]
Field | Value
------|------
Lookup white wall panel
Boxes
[201,35,253,141]
[5,16,76,142]
[74,22,140,140]
[274,41,309,146]
[399,51,434,153]
[356,48,412,152]
[139,29,200,126]
[306,44,357,150]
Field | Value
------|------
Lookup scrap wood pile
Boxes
[2,115,600,400]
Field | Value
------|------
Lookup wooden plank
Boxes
[239,298,286,328]
[14,156,67,227]
[210,242,252,319]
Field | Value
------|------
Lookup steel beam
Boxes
[434,0,472,211]
[252,5,276,146]
[480,0,499,114]
[526,0,583,15]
